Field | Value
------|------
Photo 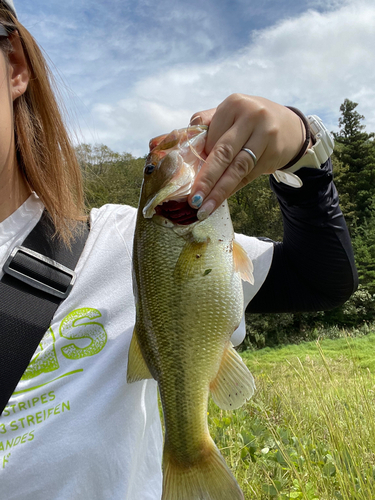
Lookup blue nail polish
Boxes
[191,194,203,208]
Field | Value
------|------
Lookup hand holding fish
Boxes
[189,94,310,219]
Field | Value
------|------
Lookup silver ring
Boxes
[241,148,257,167]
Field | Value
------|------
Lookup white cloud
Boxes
[22,0,375,155]
[74,0,375,155]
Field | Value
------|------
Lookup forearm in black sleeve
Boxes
[247,159,358,313]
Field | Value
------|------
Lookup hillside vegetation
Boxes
[209,333,375,499]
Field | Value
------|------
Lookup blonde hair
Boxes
[0,7,85,243]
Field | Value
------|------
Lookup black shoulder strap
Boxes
[0,211,89,415]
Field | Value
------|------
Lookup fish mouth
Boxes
[155,200,198,225]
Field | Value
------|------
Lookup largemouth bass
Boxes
[128,125,255,500]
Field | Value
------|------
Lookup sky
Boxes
[15,0,375,157]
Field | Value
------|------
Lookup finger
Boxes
[228,163,268,197]
[196,139,268,219]
[227,129,283,196]
[190,108,216,127]
[189,117,254,207]
[189,114,203,126]
[203,106,237,154]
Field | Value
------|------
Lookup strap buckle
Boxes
[3,246,76,299]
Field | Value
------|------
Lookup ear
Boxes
[7,31,29,101]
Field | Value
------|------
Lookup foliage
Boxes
[333,99,375,229]
[76,143,144,210]
[243,310,325,350]
[326,286,375,326]
[241,288,375,351]
[229,175,283,242]
[351,212,375,295]
[209,335,375,498]
[332,99,375,302]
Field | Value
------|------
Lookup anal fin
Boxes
[210,342,255,410]
[127,327,153,383]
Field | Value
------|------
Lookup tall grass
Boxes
[208,334,375,499]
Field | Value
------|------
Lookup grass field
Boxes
[208,333,375,499]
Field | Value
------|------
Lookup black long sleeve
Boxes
[247,160,358,313]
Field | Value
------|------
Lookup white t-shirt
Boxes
[0,194,273,500]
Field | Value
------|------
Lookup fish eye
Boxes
[144,164,156,175]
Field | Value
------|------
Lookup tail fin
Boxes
[162,439,244,500]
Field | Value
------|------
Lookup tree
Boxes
[228,176,283,241]
[333,99,375,230]
[332,99,375,301]
[76,143,145,210]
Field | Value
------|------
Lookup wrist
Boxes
[281,107,311,171]
[273,114,335,188]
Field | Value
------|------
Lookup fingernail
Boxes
[190,193,204,208]
[190,115,203,126]
[197,199,216,220]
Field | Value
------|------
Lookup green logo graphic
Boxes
[60,308,107,359]
[20,308,107,381]
[21,328,59,381]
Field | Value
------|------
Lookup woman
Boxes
[0,1,357,499]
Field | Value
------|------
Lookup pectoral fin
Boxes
[127,327,153,383]
[173,240,209,280]
[210,342,255,410]
[233,240,254,285]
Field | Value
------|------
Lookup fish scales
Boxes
[134,206,243,456]
[128,125,256,500]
